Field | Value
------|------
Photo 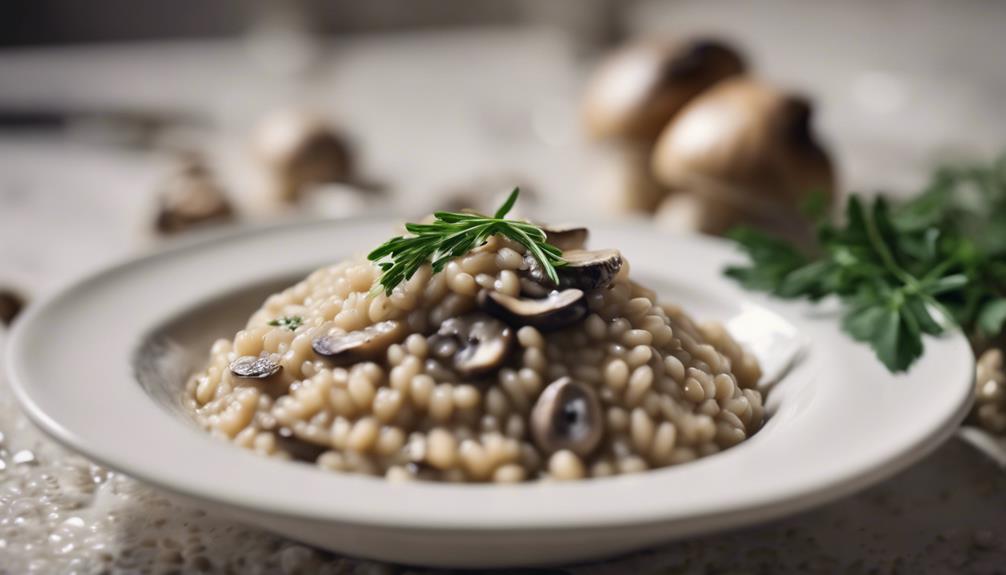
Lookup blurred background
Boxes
[2,0,1006,299]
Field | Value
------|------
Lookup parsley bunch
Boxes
[726,154,1006,372]
[368,188,565,295]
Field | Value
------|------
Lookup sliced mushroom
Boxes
[540,224,589,251]
[430,313,513,377]
[524,249,623,291]
[559,249,623,290]
[478,288,587,331]
[230,355,282,379]
[312,320,406,365]
[531,377,603,457]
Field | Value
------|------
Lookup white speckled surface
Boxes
[2,13,1006,571]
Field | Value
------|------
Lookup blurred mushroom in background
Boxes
[253,108,360,206]
[154,154,235,235]
[583,38,746,213]
[438,173,539,218]
[652,77,836,241]
[0,288,26,326]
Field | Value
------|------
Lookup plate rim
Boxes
[5,217,976,532]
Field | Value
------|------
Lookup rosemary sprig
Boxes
[367,188,565,295]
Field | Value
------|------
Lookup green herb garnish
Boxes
[726,154,1006,372]
[268,315,303,331]
[368,188,565,295]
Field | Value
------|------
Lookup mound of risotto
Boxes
[186,218,764,482]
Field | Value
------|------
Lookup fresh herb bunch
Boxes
[726,154,1006,372]
[268,315,303,331]
[368,188,565,295]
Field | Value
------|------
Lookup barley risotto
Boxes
[186,204,764,482]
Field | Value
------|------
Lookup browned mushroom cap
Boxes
[254,109,355,204]
[312,320,406,365]
[430,313,513,377]
[478,289,587,331]
[154,160,234,235]
[540,224,589,251]
[559,249,623,290]
[651,77,835,235]
[230,355,282,379]
[524,249,623,291]
[584,38,746,143]
[531,377,603,457]
[0,288,25,326]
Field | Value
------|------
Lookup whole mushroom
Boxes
[583,38,746,213]
[154,157,234,235]
[651,77,836,240]
[254,109,357,205]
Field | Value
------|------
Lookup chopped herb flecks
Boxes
[268,315,303,331]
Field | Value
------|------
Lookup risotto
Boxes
[185,223,764,482]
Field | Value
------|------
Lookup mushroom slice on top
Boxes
[312,320,406,365]
[230,355,282,379]
[430,313,513,377]
[524,249,623,291]
[478,288,587,331]
[531,377,603,457]
[559,249,623,290]
[540,224,589,252]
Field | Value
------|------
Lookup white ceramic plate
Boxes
[6,219,975,567]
